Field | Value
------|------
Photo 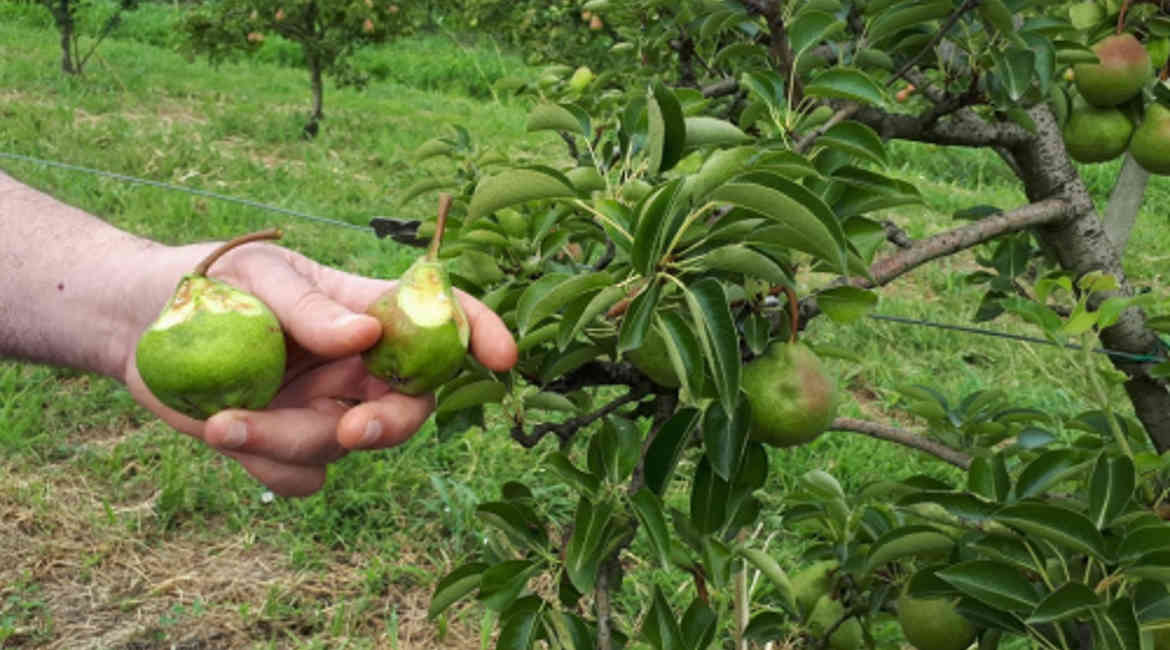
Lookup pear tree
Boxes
[180,0,412,136]
[371,1,1170,648]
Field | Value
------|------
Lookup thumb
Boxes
[233,253,381,358]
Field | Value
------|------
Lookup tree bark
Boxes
[54,0,77,74]
[1009,105,1170,452]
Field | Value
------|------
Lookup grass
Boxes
[3,4,1170,648]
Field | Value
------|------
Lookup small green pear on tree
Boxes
[180,0,412,136]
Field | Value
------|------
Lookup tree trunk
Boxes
[1010,105,1170,452]
[302,52,324,138]
[54,0,77,74]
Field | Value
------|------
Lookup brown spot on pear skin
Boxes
[57,282,64,291]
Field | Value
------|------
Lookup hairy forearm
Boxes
[0,171,196,379]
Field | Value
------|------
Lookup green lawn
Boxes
[3,7,1169,649]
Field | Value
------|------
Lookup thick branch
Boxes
[831,417,972,470]
[802,199,1070,321]
[851,103,1031,148]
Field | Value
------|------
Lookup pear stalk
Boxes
[194,228,283,277]
[428,194,453,262]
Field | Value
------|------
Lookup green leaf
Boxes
[702,397,751,482]
[816,286,878,324]
[398,177,457,206]
[684,116,751,147]
[681,598,718,650]
[1093,597,1141,650]
[936,560,1041,612]
[413,137,454,161]
[526,103,586,135]
[868,0,953,44]
[476,501,547,551]
[1118,526,1170,564]
[647,82,687,174]
[687,244,794,288]
[631,488,673,570]
[690,456,730,534]
[618,280,662,355]
[429,562,487,619]
[478,560,539,611]
[790,11,845,56]
[955,597,1029,635]
[997,48,1036,102]
[546,452,601,497]
[711,182,845,273]
[497,599,542,650]
[645,408,701,496]
[865,525,955,571]
[470,168,577,220]
[659,311,707,399]
[1027,583,1102,624]
[969,535,1041,575]
[738,547,798,617]
[565,497,612,593]
[524,391,580,413]
[897,491,997,522]
[1014,449,1085,500]
[642,586,683,650]
[516,272,612,336]
[804,68,886,106]
[1089,454,1136,530]
[557,285,624,351]
[436,380,507,416]
[816,121,887,167]
[685,278,741,415]
[995,502,1108,560]
[1126,552,1170,582]
[968,454,1011,502]
[538,343,605,384]
[632,179,685,275]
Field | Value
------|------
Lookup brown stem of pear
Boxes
[783,285,799,344]
[194,228,283,277]
[428,193,453,262]
[1117,0,1131,34]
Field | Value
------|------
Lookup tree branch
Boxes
[851,102,1031,148]
[801,199,1070,322]
[831,417,972,470]
[794,104,859,154]
[510,388,650,448]
[887,0,980,87]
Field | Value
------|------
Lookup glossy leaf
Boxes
[564,497,612,592]
[478,560,538,611]
[642,586,683,650]
[470,168,576,219]
[429,562,487,619]
[681,598,717,650]
[968,454,1011,502]
[517,272,611,336]
[557,285,624,351]
[816,121,887,167]
[1093,597,1141,650]
[683,116,751,147]
[687,244,794,288]
[658,311,706,399]
[538,343,605,384]
[476,501,547,551]
[702,397,751,481]
[739,547,798,616]
[644,408,701,495]
[526,103,585,134]
[816,286,878,324]
[804,68,886,106]
[995,502,1108,560]
[1089,454,1136,529]
[1014,449,1085,500]
[618,280,662,355]
[790,10,844,56]
[868,0,953,44]
[711,182,845,271]
[1118,526,1170,563]
[436,380,508,416]
[936,560,1041,612]
[685,278,741,415]
[647,82,687,174]
[631,488,673,570]
[866,525,955,571]
[546,452,601,497]
[1027,583,1102,624]
[690,456,729,534]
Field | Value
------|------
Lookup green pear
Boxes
[567,65,594,92]
[808,594,862,650]
[1130,102,1170,174]
[742,341,838,448]
[627,328,680,388]
[1062,95,1134,163]
[363,194,469,395]
[897,592,976,650]
[1074,33,1152,107]
[792,559,839,618]
[136,229,287,419]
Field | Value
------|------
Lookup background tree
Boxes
[37,0,137,74]
[384,0,1170,648]
[181,0,412,135]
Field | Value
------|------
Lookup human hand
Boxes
[122,241,517,497]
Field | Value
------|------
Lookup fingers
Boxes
[204,399,350,466]
[337,391,435,450]
[223,451,329,498]
[229,249,381,359]
[456,290,519,372]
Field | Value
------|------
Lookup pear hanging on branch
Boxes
[136,229,288,419]
[363,194,470,395]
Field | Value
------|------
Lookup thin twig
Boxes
[887,0,981,87]
[793,104,860,154]
[510,388,649,448]
[831,417,972,469]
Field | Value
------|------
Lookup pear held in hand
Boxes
[363,194,470,395]
[136,229,287,419]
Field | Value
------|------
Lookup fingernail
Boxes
[360,419,383,448]
[221,419,248,449]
